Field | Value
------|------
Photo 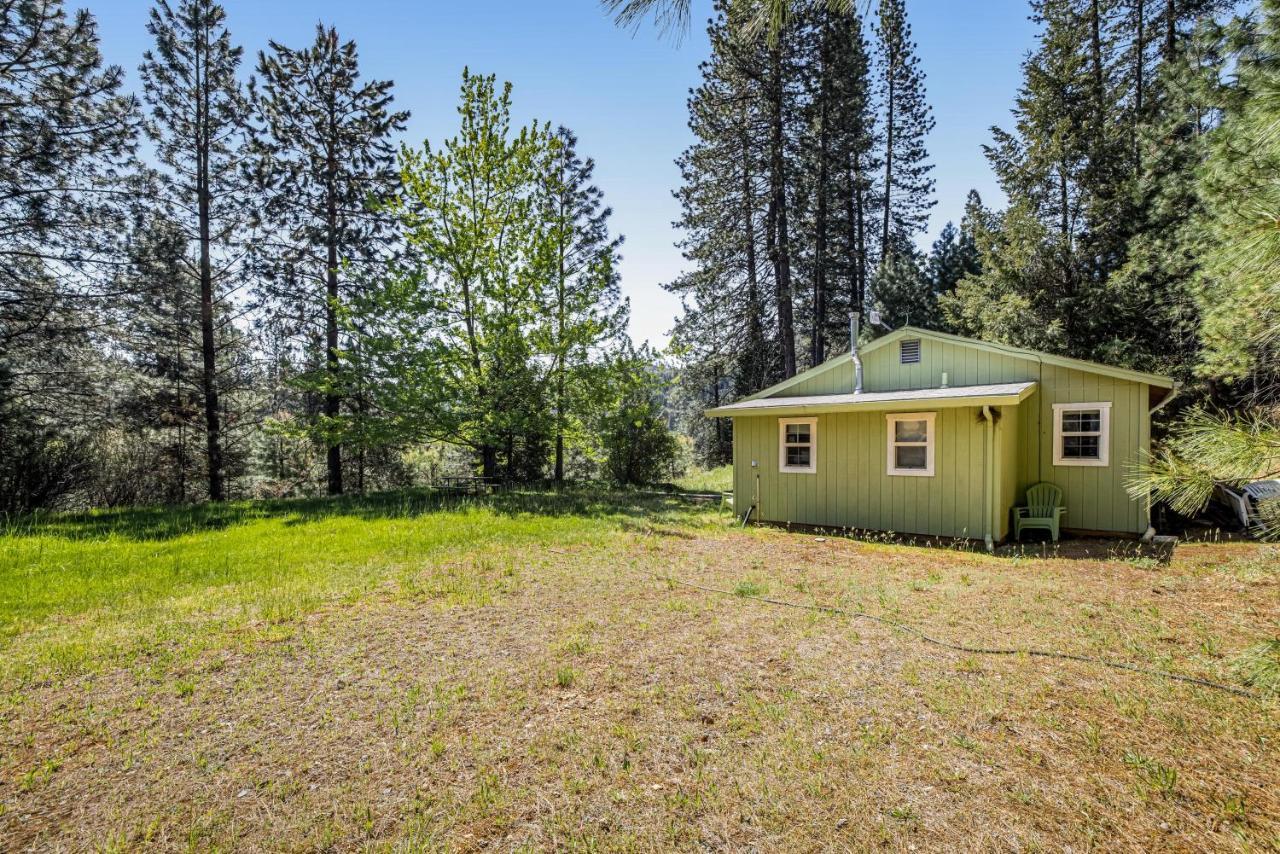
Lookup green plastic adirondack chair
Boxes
[1013,482,1067,542]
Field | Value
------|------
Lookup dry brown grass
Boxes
[2,513,1277,851]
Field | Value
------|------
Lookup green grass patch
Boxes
[0,488,722,685]
[674,465,733,494]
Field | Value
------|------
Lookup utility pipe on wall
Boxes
[1142,382,1181,541]
[850,313,864,394]
[981,405,996,553]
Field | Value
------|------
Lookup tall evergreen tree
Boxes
[943,0,1132,355]
[873,0,934,259]
[666,0,776,403]
[114,216,204,504]
[1138,1,1280,533]
[926,193,984,297]
[833,5,880,336]
[1191,5,1280,393]
[765,14,800,377]
[0,0,138,407]
[942,0,1233,368]
[797,0,878,362]
[250,24,408,495]
[140,0,253,501]
[537,127,628,482]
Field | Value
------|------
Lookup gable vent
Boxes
[899,339,921,364]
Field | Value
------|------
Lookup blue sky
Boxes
[89,0,1039,346]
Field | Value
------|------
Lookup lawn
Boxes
[0,490,1276,850]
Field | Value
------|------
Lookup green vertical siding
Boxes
[996,405,1019,540]
[772,359,856,395]
[1015,365,1149,534]
[858,338,1034,391]
[733,408,995,539]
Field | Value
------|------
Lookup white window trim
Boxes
[778,417,817,474]
[886,411,936,477]
[1052,401,1111,467]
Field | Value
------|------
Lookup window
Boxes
[899,339,921,364]
[886,412,935,476]
[1053,402,1111,466]
[778,418,817,473]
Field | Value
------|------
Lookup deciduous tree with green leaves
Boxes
[342,71,631,482]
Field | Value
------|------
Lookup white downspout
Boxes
[1148,381,1181,418]
[850,313,863,394]
[981,405,996,553]
[1142,382,1181,542]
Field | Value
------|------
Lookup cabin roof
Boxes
[704,381,1037,417]
[731,326,1176,406]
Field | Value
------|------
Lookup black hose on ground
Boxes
[653,574,1263,700]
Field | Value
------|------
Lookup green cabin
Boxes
[705,327,1178,548]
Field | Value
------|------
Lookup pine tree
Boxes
[873,0,934,259]
[944,0,1228,367]
[1134,1,1280,537]
[765,15,799,377]
[666,1,775,413]
[926,190,984,297]
[537,127,628,482]
[1106,18,1227,376]
[250,24,409,495]
[114,216,204,504]
[832,5,880,340]
[942,0,1118,354]
[140,0,253,501]
[871,248,937,329]
[1193,4,1280,392]
[797,0,877,362]
[0,0,138,412]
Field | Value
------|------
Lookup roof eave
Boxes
[705,387,1033,418]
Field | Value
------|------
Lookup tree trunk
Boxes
[711,367,728,464]
[740,108,765,390]
[1164,0,1176,60]
[324,196,343,496]
[458,274,493,480]
[812,17,831,367]
[195,17,224,502]
[554,173,568,484]
[1134,0,1144,167]
[767,39,796,378]
[1090,0,1106,141]
[849,151,868,321]
[881,38,895,261]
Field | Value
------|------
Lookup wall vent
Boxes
[899,339,921,364]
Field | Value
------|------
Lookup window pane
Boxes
[895,446,927,469]
[785,423,810,443]
[1061,411,1101,433]
[786,446,811,467]
[1062,435,1100,459]
[894,419,928,443]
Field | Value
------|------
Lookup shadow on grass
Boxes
[2,487,715,543]
[748,520,1180,563]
